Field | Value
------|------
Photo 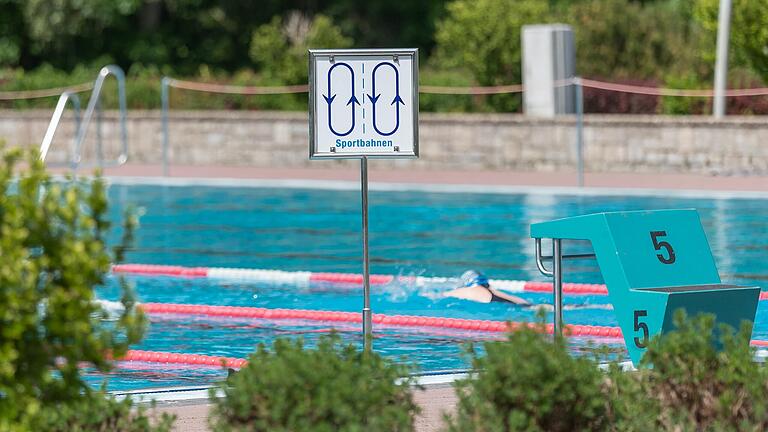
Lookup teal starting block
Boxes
[530,209,760,366]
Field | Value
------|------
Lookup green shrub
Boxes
[630,312,768,431]
[445,323,608,432]
[0,143,170,431]
[208,334,419,432]
[28,390,174,432]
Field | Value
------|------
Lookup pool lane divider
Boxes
[113,263,768,300]
[141,302,624,337]
[112,299,768,369]
[111,264,609,295]
[119,350,246,368]
[118,342,768,369]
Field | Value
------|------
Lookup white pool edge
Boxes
[114,352,768,405]
[112,370,472,404]
[100,175,768,200]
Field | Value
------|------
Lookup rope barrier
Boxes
[167,78,309,95]
[163,76,768,97]
[420,84,524,94]
[578,78,768,98]
[3,77,767,101]
[0,82,93,100]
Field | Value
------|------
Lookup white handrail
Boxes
[40,91,81,163]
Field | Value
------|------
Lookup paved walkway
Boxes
[151,384,457,432]
[81,164,768,193]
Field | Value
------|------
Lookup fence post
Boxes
[161,77,170,176]
[574,77,584,187]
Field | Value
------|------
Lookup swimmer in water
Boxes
[443,270,612,311]
[444,270,533,305]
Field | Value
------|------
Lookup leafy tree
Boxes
[250,12,352,85]
[0,0,25,68]
[21,0,140,68]
[433,0,552,111]
[568,0,706,80]
[322,0,448,55]
[0,145,166,430]
[694,0,768,83]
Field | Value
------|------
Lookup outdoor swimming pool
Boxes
[93,182,768,391]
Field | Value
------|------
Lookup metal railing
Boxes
[40,91,81,164]
[534,238,596,336]
[40,65,129,171]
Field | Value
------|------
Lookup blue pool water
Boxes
[93,183,768,391]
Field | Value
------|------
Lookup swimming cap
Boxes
[459,270,490,288]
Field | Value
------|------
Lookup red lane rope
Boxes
[135,302,768,353]
[140,302,625,338]
[118,339,768,369]
[112,264,208,277]
[120,349,246,368]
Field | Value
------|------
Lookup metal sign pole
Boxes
[361,156,372,352]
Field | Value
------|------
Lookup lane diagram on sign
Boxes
[310,49,418,159]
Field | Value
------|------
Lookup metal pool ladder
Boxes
[39,65,129,171]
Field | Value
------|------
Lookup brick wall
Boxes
[1,110,766,175]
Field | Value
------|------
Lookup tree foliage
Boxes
[434,0,551,111]
[0,144,167,430]
[694,0,768,83]
[250,12,352,86]
[569,0,706,80]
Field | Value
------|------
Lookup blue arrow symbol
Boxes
[368,62,402,136]
[325,62,356,137]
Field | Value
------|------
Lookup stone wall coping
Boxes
[1,109,767,129]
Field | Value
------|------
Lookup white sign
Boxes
[309,49,419,159]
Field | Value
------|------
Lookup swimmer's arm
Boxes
[489,289,531,306]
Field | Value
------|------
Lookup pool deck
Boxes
[148,383,457,432]
[82,164,768,195]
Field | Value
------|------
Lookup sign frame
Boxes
[308,48,419,160]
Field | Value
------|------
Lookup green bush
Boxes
[208,334,419,432]
[622,312,768,431]
[446,312,768,432]
[445,323,608,432]
[28,390,174,432]
[0,143,171,430]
